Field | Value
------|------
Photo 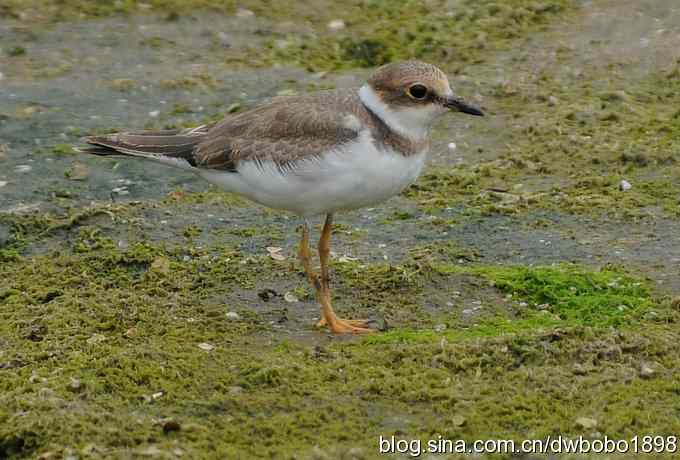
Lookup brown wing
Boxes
[194,91,363,172]
[80,125,212,167]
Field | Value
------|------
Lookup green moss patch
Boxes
[479,265,653,326]
[1,217,677,458]
[261,0,572,70]
[405,62,680,218]
[5,0,573,73]
[3,0,680,457]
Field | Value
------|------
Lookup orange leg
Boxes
[313,214,372,334]
[298,220,322,295]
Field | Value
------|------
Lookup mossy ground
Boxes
[3,205,680,459]
[2,0,680,459]
[408,67,680,219]
[4,0,570,70]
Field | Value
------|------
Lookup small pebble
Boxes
[29,372,45,384]
[226,311,240,320]
[433,324,446,332]
[15,165,32,173]
[111,186,129,195]
[639,362,656,379]
[274,39,290,50]
[327,19,346,31]
[198,342,215,351]
[283,292,299,303]
[547,95,559,106]
[0,181,7,188]
[68,378,82,392]
[575,417,598,430]
[447,142,457,152]
[235,8,255,18]
[619,179,632,191]
[162,420,181,433]
[671,297,680,310]
[451,415,466,427]
[267,246,286,261]
[217,31,231,47]
[148,110,160,118]
[228,385,244,394]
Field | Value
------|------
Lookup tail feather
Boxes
[78,125,210,169]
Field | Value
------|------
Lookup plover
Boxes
[79,60,483,334]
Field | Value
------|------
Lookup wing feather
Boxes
[194,91,363,172]
[80,125,212,167]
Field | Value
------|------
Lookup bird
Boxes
[79,60,483,334]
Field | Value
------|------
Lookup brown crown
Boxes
[367,60,450,96]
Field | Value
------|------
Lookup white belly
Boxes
[199,131,428,216]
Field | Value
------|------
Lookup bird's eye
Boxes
[408,84,428,100]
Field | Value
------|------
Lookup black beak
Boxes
[443,96,484,116]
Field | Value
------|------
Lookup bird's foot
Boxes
[316,316,374,334]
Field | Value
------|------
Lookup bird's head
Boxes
[359,60,483,139]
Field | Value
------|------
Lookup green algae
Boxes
[6,46,26,57]
[5,0,573,74]
[3,0,680,458]
[1,0,231,22]
[159,75,218,91]
[262,0,572,71]
[162,187,249,208]
[477,265,653,327]
[1,235,678,458]
[1,204,678,458]
[406,62,680,218]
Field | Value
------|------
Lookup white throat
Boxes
[359,84,440,140]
